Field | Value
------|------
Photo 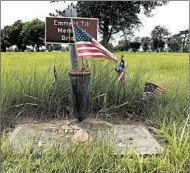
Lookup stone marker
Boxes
[113,125,163,155]
[8,119,163,155]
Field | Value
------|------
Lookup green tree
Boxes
[108,43,114,51]
[167,29,189,52]
[124,40,131,52]
[77,2,168,48]
[130,41,141,52]
[1,26,11,52]
[167,34,182,52]
[123,40,131,52]
[50,1,168,48]
[115,38,131,52]
[1,21,26,51]
[141,37,151,52]
[129,37,141,52]
[183,36,189,53]
[177,29,189,52]
[52,44,62,51]
[65,46,69,51]
[8,20,26,51]
[151,25,170,52]
[46,44,62,51]
[46,44,53,52]
[22,19,45,51]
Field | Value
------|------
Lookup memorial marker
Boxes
[45,17,98,44]
[45,7,99,122]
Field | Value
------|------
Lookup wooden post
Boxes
[67,4,91,122]
[69,45,78,71]
[65,6,78,71]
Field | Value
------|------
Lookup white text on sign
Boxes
[53,20,91,27]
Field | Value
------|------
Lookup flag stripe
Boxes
[77,47,99,50]
[142,83,165,101]
[77,44,95,48]
[76,41,92,45]
[74,24,118,62]
[78,49,104,53]
[76,41,113,59]
[78,52,107,56]
[78,55,107,58]
[155,87,165,92]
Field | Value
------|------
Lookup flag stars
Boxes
[74,24,92,42]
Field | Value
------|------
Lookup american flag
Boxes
[142,82,165,101]
[73,24,118,62]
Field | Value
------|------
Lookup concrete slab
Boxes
[113,125,163,155]
[8,118,163,155]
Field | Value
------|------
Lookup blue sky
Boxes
[1,1,189,45]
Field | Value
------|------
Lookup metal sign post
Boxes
[65,7,78,71]
[45,7,98,122]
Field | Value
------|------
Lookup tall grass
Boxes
[1,52,188,126]
[1,52,188,172]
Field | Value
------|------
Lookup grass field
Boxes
[1,52,189,172]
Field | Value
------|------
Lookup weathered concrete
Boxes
[8,118,163,155]
[113,125,163,155]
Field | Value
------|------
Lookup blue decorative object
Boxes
[115,65,123,72]
[115,55,125,73]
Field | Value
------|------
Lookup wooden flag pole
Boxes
[66,6,79,71]
[71,17,81,70]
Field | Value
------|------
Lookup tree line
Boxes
[111,26,189,52]
[1,19,45,52]
[1,19,188,53]
[1,1,189,52]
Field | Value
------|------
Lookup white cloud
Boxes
[135,1,189,37]
[1,1,74,27]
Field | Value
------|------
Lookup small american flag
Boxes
[73,24,118,62]
[142,82,165,101]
